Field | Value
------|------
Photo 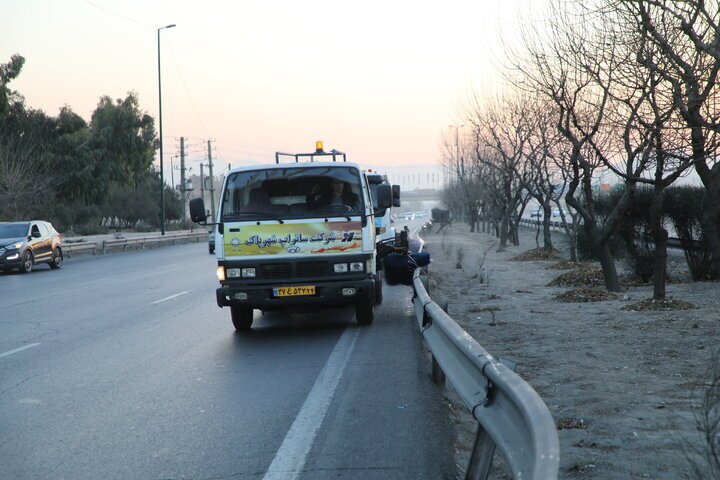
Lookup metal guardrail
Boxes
[411,268,560,479]
[63,231,206,257]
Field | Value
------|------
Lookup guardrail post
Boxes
[465,357,518,480]
[465,424,496,480]
[102,241,107,255]
[431,355,445,385]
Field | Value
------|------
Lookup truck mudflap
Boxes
[216,278,375,309]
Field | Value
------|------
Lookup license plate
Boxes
[273,285,316,297]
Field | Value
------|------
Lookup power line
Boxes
[164,39,211,139]
[77,0,153,27]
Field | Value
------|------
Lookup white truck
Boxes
[366,172,400,244]
[189,143,401,331]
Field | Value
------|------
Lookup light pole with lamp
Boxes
[157,23,176,235]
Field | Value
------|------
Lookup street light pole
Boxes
[157,23,176,236]
[449,124,465,183]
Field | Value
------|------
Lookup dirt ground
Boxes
[422,223,720,479]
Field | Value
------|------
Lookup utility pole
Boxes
[180,137,186,220]
[207,140,216,224]
[200,163,205,211]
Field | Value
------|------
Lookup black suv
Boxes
[0,221,63,273]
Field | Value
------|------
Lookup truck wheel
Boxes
[374,271,383,305]
[355,303,374,325]
[230,306,253,331]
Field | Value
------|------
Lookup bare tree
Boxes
[0,133,53,221]
[466,93,534,251]
[511,2,633,291]
[686,349,720,479]
[616,0,720,280]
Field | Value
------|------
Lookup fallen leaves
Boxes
[621,297,698,311]
[554,288,619,303]
[549,266,605,288]
[510,248,561,262]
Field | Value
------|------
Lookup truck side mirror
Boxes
[376,184,392,209]
[392,184,401,207]
[190,198,208,223]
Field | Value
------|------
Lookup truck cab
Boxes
[190,144,393,331]
[366,172,400,244]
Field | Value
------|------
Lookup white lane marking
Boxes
[263,326,360,480]
[0,343,41,359]
[151,291,189,305]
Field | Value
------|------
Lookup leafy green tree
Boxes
[88,92,157,190]
[0,54,24,119]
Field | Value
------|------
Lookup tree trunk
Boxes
[568,231,578,262]
[596,240,621,292]
[498,213,509,251]
[543,204,553,252]
[649,186,668,300]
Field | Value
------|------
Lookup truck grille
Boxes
[260,263,291,279]
[296,261,329,277]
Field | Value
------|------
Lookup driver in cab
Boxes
[307,178,358,210]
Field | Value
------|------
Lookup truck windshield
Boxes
[221,166,365,221]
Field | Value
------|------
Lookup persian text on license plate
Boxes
[273,285,316,297]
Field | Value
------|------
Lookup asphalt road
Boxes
[0,239,454,479]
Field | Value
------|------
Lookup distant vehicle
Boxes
[208,227,215,254]
[0,221,63,273]
[403,212,415,220]
[552,208,561,218]
[530,208,542,218]
[414,211,428,218]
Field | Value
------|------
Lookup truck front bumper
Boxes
[216,278,375,309]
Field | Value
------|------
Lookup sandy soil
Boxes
[422,223,720,479]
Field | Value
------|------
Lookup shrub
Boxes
[665,186,712,281]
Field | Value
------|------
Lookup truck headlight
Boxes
[334,263,348,273]
[226,268,241,278]
[217,266,226,281]
[377,227,386,234]
[349,262,364,272]
[241,267,256,278]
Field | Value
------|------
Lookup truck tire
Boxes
[355,303,374,325]
[230,306,253,331]
[374,272,383,305]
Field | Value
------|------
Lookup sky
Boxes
[3,0,532,174]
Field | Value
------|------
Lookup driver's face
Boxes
[331,180,344,195]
